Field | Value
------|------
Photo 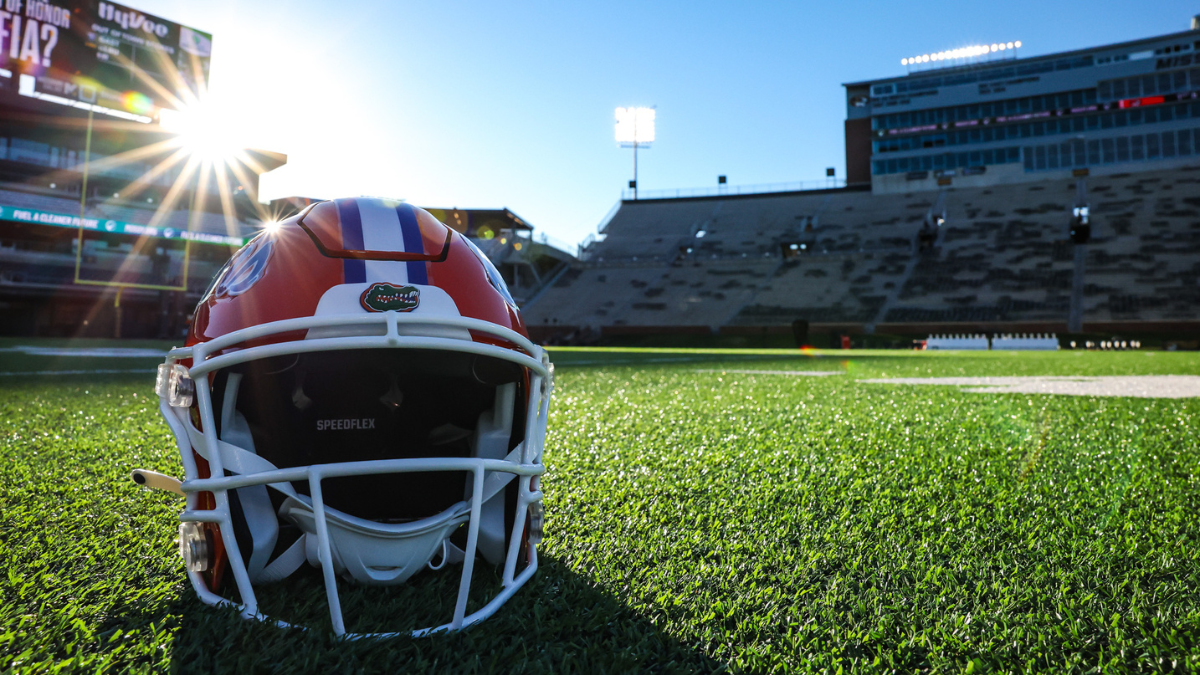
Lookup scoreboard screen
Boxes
[0,0,212,118]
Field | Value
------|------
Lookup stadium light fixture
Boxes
[615,106,655,145]
[616,106,655,199]
[902,41,1021,70]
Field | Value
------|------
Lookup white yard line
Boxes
[0,369,152,377]
[862,375,1200,399]
[695,369,842,376]
[0,346,167,358]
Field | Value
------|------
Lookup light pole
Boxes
[616,107,655,200]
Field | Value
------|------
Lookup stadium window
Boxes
[1113,79,1126,98]
[1102,138,1116,163]
[1008,147,1021,162]
[1088,140,1101,164]
[1180,129,1193,155]
[1160,106,1175,122]
[1163,132,1176,158]
[1147,133,1160,160]
[1117,137,1131,162]
[1048,145,1060,169]
[982,150,995,164]
[1115,111,1128,128]
[1074,141,1086,166]
[1036,146,1047,170]
[1131,135,1145,160]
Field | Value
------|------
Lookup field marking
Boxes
[695,369,842,376]
[560,355,797,366]
[0,346,167,358]
[863,375,1200,398]
[0,369,152,377]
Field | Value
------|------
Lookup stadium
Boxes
[1,2,1198,673]
[525,26,1200,347]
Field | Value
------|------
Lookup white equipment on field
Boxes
[992,333,1060,351]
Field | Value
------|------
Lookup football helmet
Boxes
[141,198,552,637]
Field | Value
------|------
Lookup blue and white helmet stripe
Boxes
[335,198,428,285]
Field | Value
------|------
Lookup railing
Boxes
[531,231,578,257]
[595,200,622,234]
[621,179,846,201]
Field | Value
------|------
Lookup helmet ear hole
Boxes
[471,356,522,386]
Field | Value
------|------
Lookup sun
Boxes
[159,101,248,165]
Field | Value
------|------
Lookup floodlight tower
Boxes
[615,107,655,199]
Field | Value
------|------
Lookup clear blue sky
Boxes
[138,0,1198,247]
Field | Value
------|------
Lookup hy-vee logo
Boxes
[360,282,420,313]
[99,2,170,37]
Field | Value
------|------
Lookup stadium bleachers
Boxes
[526,165,1200,333]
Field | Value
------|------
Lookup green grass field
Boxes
[2,344,1198,673]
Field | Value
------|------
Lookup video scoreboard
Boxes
[0,0,211,119]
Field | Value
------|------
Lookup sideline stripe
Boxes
[0,369,152,377]
[695,369,842,376]
[396,203,428,284]
[336,198,365,283]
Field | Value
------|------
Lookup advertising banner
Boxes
[0,0,211,117]
[0,204,246,246]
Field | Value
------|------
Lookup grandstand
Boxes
[525,164,1200,343]
[0,92,574,339]
[529,22,1200,345]
[0,82,289,339]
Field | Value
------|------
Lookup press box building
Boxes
[845,19,1200,193]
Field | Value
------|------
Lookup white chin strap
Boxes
[183,420,520,585]
[283,497,468,585]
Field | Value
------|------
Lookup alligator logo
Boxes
[360,282,420,313]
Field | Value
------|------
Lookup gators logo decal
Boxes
[213,233,273,298]
[360,282,420,313]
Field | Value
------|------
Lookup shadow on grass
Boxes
[154,555,725,673]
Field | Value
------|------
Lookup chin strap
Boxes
[182,421,524,583]
[254,537,309,583]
